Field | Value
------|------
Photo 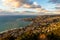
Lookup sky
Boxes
[0,0,56,12]
[34,0,55,10]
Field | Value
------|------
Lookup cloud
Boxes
[23,4,31,8]
[33,2,38,5]
[49,0,60,10]
[0,9,3,12]
[49,0,60,3]
[23,2,41,9]
[3,0,41,9]
[3,0,23,8]
[3,0,33,8]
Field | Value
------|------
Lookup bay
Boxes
[0,15,36,32]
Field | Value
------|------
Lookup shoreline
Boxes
[0,15,60,40]
[0,27,24,34]
[0,14,60,34]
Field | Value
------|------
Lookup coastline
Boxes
[0,15,60,40]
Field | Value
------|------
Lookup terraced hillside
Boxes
[0,15,60,40]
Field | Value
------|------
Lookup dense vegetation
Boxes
[0,15,60,40]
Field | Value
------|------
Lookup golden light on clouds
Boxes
[12,2,22,8]
[3,0,41,8]
[35,8,42,12]
[36,8,42,11]
[6,0,13,2]
[23,4,31,8]
[3,0,23,8]
[3,0,43,12]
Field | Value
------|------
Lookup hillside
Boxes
[0,15,60,40]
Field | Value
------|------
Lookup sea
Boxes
[0,15,36,32]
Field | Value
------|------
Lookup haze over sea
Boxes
[0,15,36,32]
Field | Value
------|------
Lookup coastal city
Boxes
[0,0,60,40]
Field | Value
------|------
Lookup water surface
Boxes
[0,15,36,32]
